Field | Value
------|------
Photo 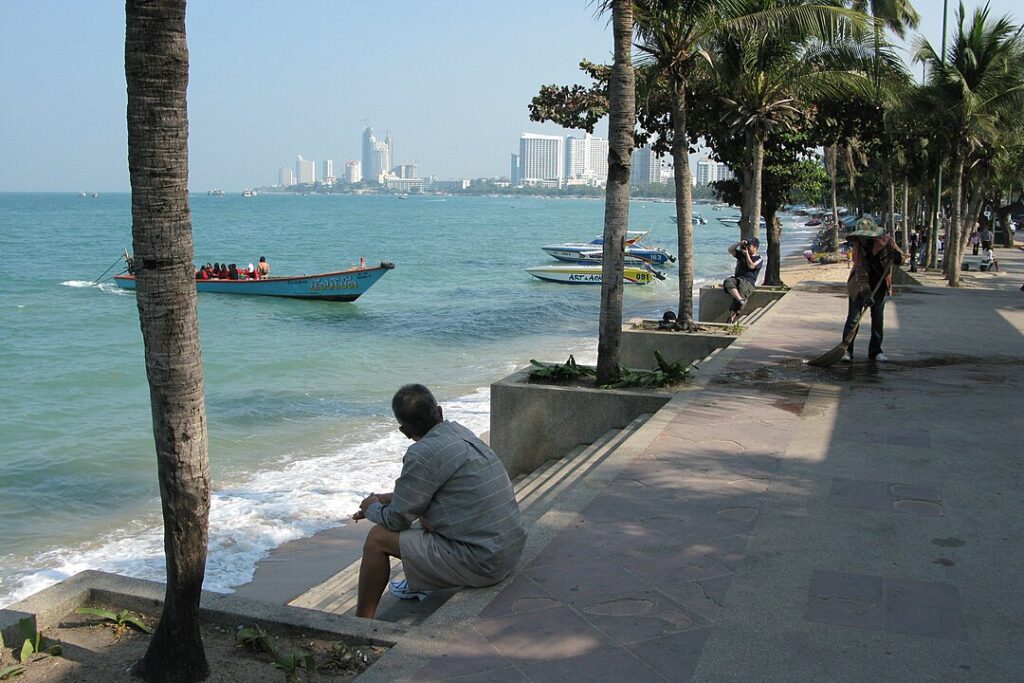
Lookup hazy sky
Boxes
[1,1,1020,192]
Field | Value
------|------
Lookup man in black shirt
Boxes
[723,237,763,323]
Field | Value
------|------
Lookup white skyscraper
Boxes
[296,155,315,184]
[589,137,609,184]
[519,133,563,184]
[322,160,334,184]
[279,166,295,187]
[631,146,661,185]
[565,135,589,180]
[695,157,734,186]
[344,161,362,184]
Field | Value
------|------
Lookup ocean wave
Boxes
[0,388,493,608]
[59,280,128,295]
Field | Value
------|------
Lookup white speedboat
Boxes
[526,264,665,285]
[541,230,676,266]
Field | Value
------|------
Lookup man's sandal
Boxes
[389,579,433,601]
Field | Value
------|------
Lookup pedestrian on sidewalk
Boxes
[723,237,763,324]
[840,219,905,363]
[970,229,981,255]
[351,384,526,619]
[980,226,993,251]
[909,227,922,273]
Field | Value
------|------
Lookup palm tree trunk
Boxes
[947,142,965,286]
[763,206,783,286]
[597,0,634,384]
[825,146,840,248]
[887,176,896,237]
[900,178,910,253]
[125,2,210,681]
[670,83,694,325]
[743,129,764,241]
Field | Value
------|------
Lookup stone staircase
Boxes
[287,413,652,626]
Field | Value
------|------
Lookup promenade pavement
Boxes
[363,246,1024,682]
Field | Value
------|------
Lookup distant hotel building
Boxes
[517,133,564,187]
[631,146,661,185]
[695,157,734,186]
[565,133,609,185]
[279,166,296,187]
[295,155,315,185]
[344,161,362,184]
[361,127,393,184]
[322,159,335,186]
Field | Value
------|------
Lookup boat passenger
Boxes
[247,263,256,279]
[212,263,223,278]
[228,264,239,280]
[257,256,270,278]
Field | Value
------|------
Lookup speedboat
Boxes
[541,231,676,266]
[526,264,666,285]
[573,250,657,267]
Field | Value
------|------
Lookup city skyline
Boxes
[2,1,1020,192]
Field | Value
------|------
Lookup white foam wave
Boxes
[0,388,494,608]
[59,280,128,295]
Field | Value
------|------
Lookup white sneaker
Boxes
[872,353,888,362]
[841,352,852,363]
[389,579,432,601]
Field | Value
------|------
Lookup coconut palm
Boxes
[595,0,636,385]
[125,1,211,680]
[916,3,1024,286]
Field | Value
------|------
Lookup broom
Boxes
[807,264,891,367]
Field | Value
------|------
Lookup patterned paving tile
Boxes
[805,570,884,630]
[474,605,612,661]
[414,625,513,682]
[624,628,711,682]
[517,644,663,683]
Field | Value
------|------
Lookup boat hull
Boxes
[526,265,661,285]
[542,245,675,265]
[114,264,393,301]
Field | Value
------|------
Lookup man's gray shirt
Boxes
[365,420,526,579]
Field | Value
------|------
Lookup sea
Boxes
[0,192,818,607]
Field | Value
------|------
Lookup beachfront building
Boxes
[518,133,564,187]
[631,146,661,185]
[695,157,734,186]
[361,127,393,184]
[296,155,315,185]
[344,161,362,184]
[565,133,609,186]
[395,163,418,179]
[385,176,424,193]
[322,159,335,186]
[279,166,295,187]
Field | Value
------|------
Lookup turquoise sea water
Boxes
[0,192,815,606]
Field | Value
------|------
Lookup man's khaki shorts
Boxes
[399,528,502,592]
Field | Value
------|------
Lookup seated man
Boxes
[722,237,763,323]
[353,384,526,619]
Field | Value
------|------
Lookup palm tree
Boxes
[125,1,211,680]
[596,0,635,385]
[916,3,1024,286]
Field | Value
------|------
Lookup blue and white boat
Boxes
[541,231,676,266]
[526,264,666,285]
[115,259,395,302]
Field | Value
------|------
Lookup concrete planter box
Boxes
[698,285,788,323]
[620,323,738,369]
[490,367,673,478]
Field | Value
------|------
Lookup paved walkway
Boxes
[362,246,1024,682]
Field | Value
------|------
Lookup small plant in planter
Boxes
[75,607,153,636]
[15,617,62,662]
[236,625,319,682]
[530,352,689,390]
[529,355,596,381]
[0,632,26,680]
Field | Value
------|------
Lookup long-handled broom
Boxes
[806,265,891,367]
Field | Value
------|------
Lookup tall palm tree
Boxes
[125,1,211,680]
[596,0,635,385]
[916,3,1024,286]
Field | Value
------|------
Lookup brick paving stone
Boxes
[474,605,612,661]
[624,627,711,682]
[883,578,967,640]
[525,558,643,605]
[517,644,663,683]
[480,574,559,618]
[805,570,885,629]
[829,478,890,511]
[579,589,706,646]
[413,625,513,682]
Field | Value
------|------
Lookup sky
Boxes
[1,1,1021,193]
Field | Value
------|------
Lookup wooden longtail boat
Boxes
[114,259,395,302]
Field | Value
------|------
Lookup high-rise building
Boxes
[395,163,418,179]
[322,160,334,184]
[565,135,589,180]
[296,155,315,184]
[519,133,563,185]
[630,146,661,185]
[589,137,609,184]
[361,127,375,183]
[279,166,295,187]
[695,157,734,186]
[510,153,520,186]
[344,161,362,184]
[360,126,393,184]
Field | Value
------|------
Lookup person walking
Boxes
[840,219,905,363]
[970,229,981,255]
[908,227,922,273]
[980,226,993,252]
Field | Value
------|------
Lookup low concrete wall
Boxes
[490,368,672,478]
[620,327,735,369]
[698,285,788,322]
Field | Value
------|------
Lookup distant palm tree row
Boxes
[533,0,1024,336]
